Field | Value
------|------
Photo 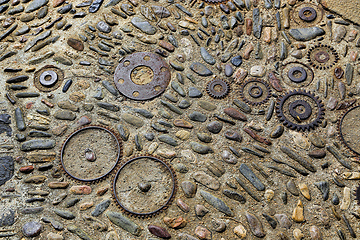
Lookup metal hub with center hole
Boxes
[61,126,122,182]
[307,44,339,70]
[113,52,171,101]
[239,79,271,105]
[112,155,177,218]
[276,90,325,131]
[34,65,64,92]
[281,62,314,88]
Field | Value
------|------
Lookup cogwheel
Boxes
[239,79,271,106]
[60,125,123,183]
[112,155,177,218]
[338,105,360,156]
[307,44,339,70]
[276,90,325,131]
[206,78,230,99]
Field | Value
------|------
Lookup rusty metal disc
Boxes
[113,52,171,101]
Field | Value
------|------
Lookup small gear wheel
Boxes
[307,44,339,70]
[291,2,324,27]
[281,62,314,88]
[276,90,325,131]
[239,79,271,106]
[206,78,230,99]
[338,105,360,155]
[112,155,177,218]
[60,125,122,182]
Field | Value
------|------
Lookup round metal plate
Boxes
[113,52,171,101]
[34,65,64,92]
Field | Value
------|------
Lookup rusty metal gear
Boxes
[338,105,360,156]
[307,44,339,70]
[112,155,177,218]
[281,62,314,88]
[34,65,64,92]
[60,125,122,183]
[206,78,230,99]
[276,90,325,131]
[113,52,171,101]
[239,79,271,106]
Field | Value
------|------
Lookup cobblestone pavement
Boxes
[0,0,360,239]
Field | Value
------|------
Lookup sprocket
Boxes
[60,125,123,183]
[276,90,325,131]
[206,78,230,99]
[306,44,339,70]
[112,155,177,218]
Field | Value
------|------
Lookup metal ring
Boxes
[39,71,58,87]
[299,7,317,22]
[288,67,307,83]
[289,99,312,120]
[248,85,263,98]
[61,126,122,182]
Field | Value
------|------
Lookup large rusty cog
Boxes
[239,78,271,106]
[112,155,177,218]
[60,125,123,183]
[276,90,325,131]
[338,105,360,156]
[206,78,230,99]
[306,44,339,70]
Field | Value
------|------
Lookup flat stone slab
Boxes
[321,0,360,25]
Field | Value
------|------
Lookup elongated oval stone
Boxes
[239,164,265,191]
[21,139,55,151]
[190,62,213,76]
[289,27,325,41]
[246,212,266,238]
[193,171,220,190]
[106,211,141,236]
[200,190,234,216]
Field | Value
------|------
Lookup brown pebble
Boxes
[69,185,92,195]
[245,19,252,35]
[158,40,175,52]
[224,108,247,121]
[48,182,69,189]
[176,198,190,212]
[148,225,171,239]
[67,38,84,51]
[96,186,109,196]
[195,226,212,240]
[163,216,187,229]
[19,165,34,174]
[173,119,193,129]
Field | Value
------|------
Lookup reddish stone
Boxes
[173,119,193,129]
[268,71,283,92]
[70,185,92,195]
[224,108,247,121]
[53,0,65,7]
[19,165,34,174]
[148,225,171,239]
[67,38,84,51]
[158,40,175,52]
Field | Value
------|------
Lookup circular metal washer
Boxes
[61,126,122,182]
[206,78,230,99]
[307,44,339,70]
[281,62,314,88]
[292,2,324,27]
[39,71,58,87]
[239,79,271,106]
[34,65,64,92]
[287,66,308,83]
[299,7,317,22]
[112,155,177,218]
[276,90,325,131]
[289,99,312,120]
[338,105,360,155]
[113,52,171,101]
